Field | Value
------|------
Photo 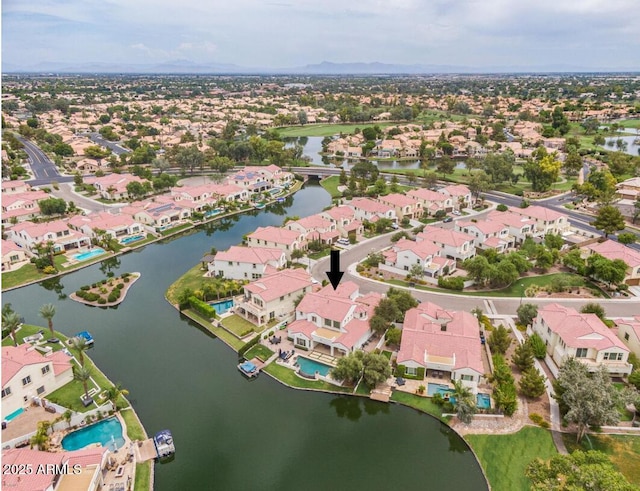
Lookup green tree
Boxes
[562,248,586,275]
[628,370,640,390]
[519,367,546,398]
[361,352,392,388]
[617,232,637,245]
[38,197,67,215]
[69,336,90,367]
[580,302,606,320]
[526,450,639,491]
[386,288,418,315]
[544,233,564,251]
[512,342,535,371]
[586,254,628,288]
[592,205,626,238]
[463,255,492,286]
[528,333,547,359]
[436,156,455,177]
[3,311,22,346]
[452,380,477,424]
[482,151,515,185]
[369,315,390,334]
[39,303,56,336]
[488,325,511,355]
[330,350,364,384]
[523,154,562,192]
[106,383,129,411]
[374,298,402,324]
[563,150,583,176]
[385,327,402,347]
[74,365,93,403]
[517,303,538,327]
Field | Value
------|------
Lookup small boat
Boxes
[254,203,266,210]
[153,430,175,458]
[238,360,259,377]
[74,331,94,346]
[276,197,285,203]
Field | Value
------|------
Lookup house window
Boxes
[461,374,474,381]
[333,321,340,329]
[252,264,256,269]
[22,376,32,386]
[1,387,11,398]
[625,332,630,341]
[547,327,551,335]
[37,386,45,395]
[297,338,307,348]
[41,365,50,375]
[269,312,275,319]
[575,348,588,358]
[603,352,623,361]
[324,318,331,327]
[405,367,417,376]
[280,296,284,301]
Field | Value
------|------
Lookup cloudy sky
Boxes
[3,0,639,70]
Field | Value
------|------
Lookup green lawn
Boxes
[263,362,351,392]
[181,309,245,351]
[120,408,147,441]
[320,176,343,198]
[221,314,257,338]
[466,426,558,491]
[3,324,66,349]
[160,222,194,236]
[244,343,274,362]
[354,381,371,395]
[562,433,640,486]
[165,264,245,306]
[276,122,396,137]
[2,255,69,290]
[134,461,152,491]
[390,391,444,421]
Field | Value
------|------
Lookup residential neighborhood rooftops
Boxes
[585,239,640,268]
[2,344,72,386]
[248,226,301,245]
[214,245,284,264]
[245,268,312,302]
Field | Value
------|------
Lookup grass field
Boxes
[320,176,342,198]
[276,122,397,137]
[2,255,69,290]
[562,433,640,486]
[134,461,151,491]
[121,408,147,440]
[244,343,274,362]
[390,391,445,421]
[466,426,558,491]
[263,362,351,392]
[221,314,256,338]
[181,309,245,351]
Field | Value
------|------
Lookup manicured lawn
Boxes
[381,350,393,360]
[276,122,396,137]
[221,314,257,338]
[263,362,351,392]
[244,344,274,362]
[160,222,193,236]
[165,264,245,306]
[308,248,331,260]
[134,461,151,491]
[354,382,371,396]
[181,309,245,351]
[3,324,66,349]
[390,391,444,421]
[320,175,342,198]
[120,408,147,441]
[466,426,558,491]
[2,255,69,290]
[562,433,640,486]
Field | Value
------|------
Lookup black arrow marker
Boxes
[326,249,344,290]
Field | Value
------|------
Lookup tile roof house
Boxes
[415,225,476,261]
[581,239,640,286]
[285,214,338,244]
[1,447,108,491]
[439,184,472,209]
[121,196,191,230]
[614,315,640,358]
[381,238,456,279]
[2,344,73,420]
[1,239,28,271]
[348,198,397,223]
[1,180,31,194]
[209,245,286,280]
[486,210,536,244]
[509,205,569,236]
[288,281,381,356]
[69,212,144,240]
[85,173,151,200]
[455,218,512,253]
[1,189,50,225]
[320,206,364,238]
[397,302,485,393]
[377,193,423,220]
[407,188,454,215]
[8,219,91,254]
[236,269,314,326]
[532,303,632,376]
[246,226,305,259]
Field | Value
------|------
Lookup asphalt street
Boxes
[18,136,74,186]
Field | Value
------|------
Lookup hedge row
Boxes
[438,276,464,291]
[238,334,261,358]
[394,364,425,380]
[188,296,218,319]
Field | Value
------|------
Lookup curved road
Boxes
[311,232,640,317]
[17,136,74,186]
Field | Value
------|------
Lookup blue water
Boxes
[4,407,24,422]
[296,356,332,377]
[62,417,125,451]
[120,234,145,245]
[209,299,234,315]
[73,248,106,261]
[427,383,454,397]
[476,393,491,409]
[204,209,222,218]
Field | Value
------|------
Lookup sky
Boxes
[3,0,640,71]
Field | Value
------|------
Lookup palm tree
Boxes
[62,409,73,429]
[106,383,129,411]
[74,365,93,404]
[3,311,22,346]
[69,336,89,366]
[30,421,52,450]
[39,303,56,336]
[452,380,477,424]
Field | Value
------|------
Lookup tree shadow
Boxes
[329,396,362,422]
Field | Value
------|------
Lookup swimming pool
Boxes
[4,407,24,422]
[296,356,332,377]
[73,248,106,261]
[62,417,125,451]
[427,383,454,397]
[120,234,145,245]
[204,208,222,218]
[209,299,234,315]
[476,393,491,409]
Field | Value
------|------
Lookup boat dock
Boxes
[134,439,159,463]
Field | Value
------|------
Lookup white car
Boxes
[336,238,350,246]
[452,210,461,215]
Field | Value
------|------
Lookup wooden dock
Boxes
[135,439,158,463]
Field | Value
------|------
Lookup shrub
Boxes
[91,283,98,288]
[101,279,107,285]
[121,272,130,278]
[529,413,549,428]
[629,370,640,390]
[80,285,90,291]
[438,276,464,291]
[238,334,261,357]
[123,277,130,283]
[528,333,547,359]
[108,293,118,303]
[432,393,444,406]
[75,290,85,298]
[97,298,107,304]
[116,283,124,289]
[42,265,57,274]
[188,296,218,319]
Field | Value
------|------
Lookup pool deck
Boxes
[135,438,159,462]
[2,405,59,441]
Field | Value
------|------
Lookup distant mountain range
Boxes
[3,59,637,74]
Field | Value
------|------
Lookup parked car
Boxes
[452,210,461,215]
[336,238,350,246]
[391,222,399,229]
[443,217,453,223]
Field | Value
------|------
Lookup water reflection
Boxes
[40,276,67,300]
[330,396,362,421]
[440,425,469,454]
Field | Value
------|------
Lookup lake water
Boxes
[601,134,640,156]
[2,183,487,491]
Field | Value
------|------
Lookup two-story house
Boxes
[439,184,472,210]
[236,269,314,326]
[381,238,455,278]
[209,246,286,280]
[509,205,569,236]
[415,225,476,261]
[246,226,305,259]
[1,239,28,271]
[377,193,423,220]
[614,315,640,358]
[286,214,339,244]
[320,206,364,238]
[532,303,632,376]
[581,240,640,286]
[455,219,512,253]
[407,188,453,215]
[9,219,91,254]
[348,198,397,223]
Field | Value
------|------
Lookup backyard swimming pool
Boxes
[209,299,234,315]
[427,383,454,397]
[120,234,145,245]
[476,393,491,409]
[73,248,106,261]
[295,356,332,377]
[62,417,125,451]
[4,407,24,422]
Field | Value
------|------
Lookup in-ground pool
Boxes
[4,407,24,422]
[476,393,491,409]
[120,234,145,245]
[295,356,332,377]
[427,383,454,397]
[73,248,106,261]
[204,208,223,218]
[62,417,125,451]
[209,299,234,315]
